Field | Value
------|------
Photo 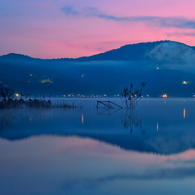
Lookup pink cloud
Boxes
[1,0,195,58]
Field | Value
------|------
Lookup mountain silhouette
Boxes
[1,40,195,97]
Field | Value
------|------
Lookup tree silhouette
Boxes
[121,82,146,108]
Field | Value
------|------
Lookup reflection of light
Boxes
[157,122,158,131]
[182,81,188,84]
[183,108,186,119]
[81,114,84,124]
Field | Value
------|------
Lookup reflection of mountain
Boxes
[1,103,195,155]
[1,41,195,96]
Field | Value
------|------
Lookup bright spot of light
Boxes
[182,81,188,84]
[160,94,167,98]
[104,94,107,97]
[183,108,186,119]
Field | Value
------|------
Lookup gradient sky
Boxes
[1,0,195,58]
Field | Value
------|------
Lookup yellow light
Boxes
[183,108,186,119]
[81,114,84,124]
[160,94,167,98]
[193,95,195,97]
[30,74,32,76]
[182,81,188,84]
[40,79,53,83]
[15,93,19,97]
[104,94,107,96]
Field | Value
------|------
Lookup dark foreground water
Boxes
[1,98,195,195]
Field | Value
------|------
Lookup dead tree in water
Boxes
[121,82,146,108]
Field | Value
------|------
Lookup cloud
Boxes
[61,6,79,15]
[61,6,195,30]
[167,32,195,37]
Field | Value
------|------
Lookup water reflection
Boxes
[183,108,186,119]
[1,100,195,155]
[2,136,195,195]
[0,111,15,131]
[121,109,145,135]
[81,114,84,124]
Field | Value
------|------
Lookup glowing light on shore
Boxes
[15,93,19,97]
[104,94,107,97]
[182,81,188,84]
[160,94,167,98]
[41,79,53,83]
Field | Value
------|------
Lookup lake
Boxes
[1,98,195,195]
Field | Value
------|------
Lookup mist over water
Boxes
[1,98,195,194]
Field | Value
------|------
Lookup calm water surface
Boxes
[1,98,195,195]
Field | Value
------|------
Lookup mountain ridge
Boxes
[1,40,195,97]
[1,40,195,61]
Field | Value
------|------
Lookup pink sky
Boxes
[1,0,195,59]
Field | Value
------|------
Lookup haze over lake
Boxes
[1,98,195,195]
